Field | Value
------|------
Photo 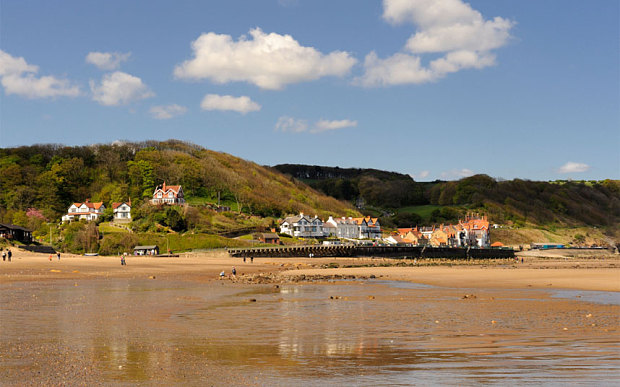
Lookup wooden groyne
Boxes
[228,245,515,259]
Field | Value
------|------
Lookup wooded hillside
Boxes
[0,140,359,226]
[274,164,620,229]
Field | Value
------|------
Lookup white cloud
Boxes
[356,52,434,86]
[357,0,514,87]
[90,71,154,106]
[0,50,80,98]
[275,116,357,134]
[200,94,261,114]
[312,119,357,133]
[275,116,308,133]
[558,162,590,174]
[174,28,357,90]
[86,51,131,70]
[149,104,188,119]
[410,170,430,180]
[441,168,474,180]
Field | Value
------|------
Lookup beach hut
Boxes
[133,245,160,256]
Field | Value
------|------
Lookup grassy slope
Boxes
[490,227,615,247]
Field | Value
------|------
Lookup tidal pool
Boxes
[1,278,618,385]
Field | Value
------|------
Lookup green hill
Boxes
[273,164,620,235]
[0,140,359,253]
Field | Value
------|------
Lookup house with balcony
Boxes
[279,213,324,238]
[62,200,105,223]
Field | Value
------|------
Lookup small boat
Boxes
[84,253,99,256]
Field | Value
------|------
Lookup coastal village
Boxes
[0,180,498,254]
[55,181,493,249]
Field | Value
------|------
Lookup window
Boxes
[157,193,162,198]
[168,192,173,198]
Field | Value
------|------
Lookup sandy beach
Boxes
[1,249,618,385]
[1,248,618,291]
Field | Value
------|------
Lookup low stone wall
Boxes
[228,245,515,259]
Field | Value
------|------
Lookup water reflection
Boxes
[1,279,618,385]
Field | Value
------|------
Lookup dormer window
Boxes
[168,192,173,198]
[157,192,162,198]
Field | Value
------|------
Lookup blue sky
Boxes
[1,0,618,181]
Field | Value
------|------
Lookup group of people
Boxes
[220,266,237,279]
[1,248,12,262]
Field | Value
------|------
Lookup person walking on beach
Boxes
[232,267,236,277]
[250,256,253,263]
[49,254,53,262]
[2,250,5,261]
[219,270,225,279]
[243,256,246,263]
[7,249,11,262]
[57,252,61,261]
[121,255,126,266]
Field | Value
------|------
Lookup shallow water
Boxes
[1,279,618,385]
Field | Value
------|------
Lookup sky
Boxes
[1,0,618,181]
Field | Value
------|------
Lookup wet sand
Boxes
[1,249,619,385]
[2,249,618,291]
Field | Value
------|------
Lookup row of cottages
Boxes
[279,213,382,239]
[62,200,131,223]
[389,214,490,248]
[150,182,185,205]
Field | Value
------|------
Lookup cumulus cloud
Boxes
[357,0,514,87]
[89,71,154,106]
[312,119,357,133]
[0,50,80,98]
[410,170,430,180]
[275,116,356,134]
[174,28,357,90]
[558,162,590,174]
[200,94,261,114]
[86,51,131,70]
[275,116,309,133]
[440,168,474,180]
[149,104,188,119]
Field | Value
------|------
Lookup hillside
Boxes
[0,140,359,252]
[273,164,620,233]
[273,164,429,209]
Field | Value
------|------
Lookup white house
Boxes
[324,216,359,239]
[151,182,185,205]
[62,200,105,223]
[112,201,131,223]
[279,213,324,238]
[352,216,382,239]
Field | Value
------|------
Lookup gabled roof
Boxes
[0,223,32,232]
[72,202,104,210]
[112,202,131,209]
[281,215,302,224]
